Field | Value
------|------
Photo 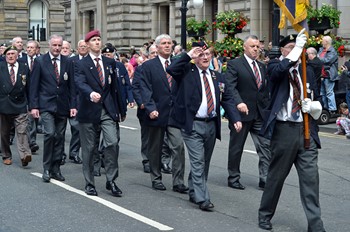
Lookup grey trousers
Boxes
[259,121,325,232]
[182,120,216,204]
[68,117,81,157]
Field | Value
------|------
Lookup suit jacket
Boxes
[115,61,134,105]
[225,55,270,122]
[75,54,126,124]
[29,53,77,116]
[0,61,30,114]
[140,56,175,127]
[132,65,146,120]
[166,53,241,140]
[261,58,321,148]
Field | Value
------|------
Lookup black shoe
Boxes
[85,185,98,196]
[60,153,67,165]
[199,200,214,211]
[228,181,245,190]
[42,170,50,183]
[106,181,122,197]
[69,155,82,164]
[50,172,65,181]
[189,197,197,204]
[152,181,166,191]
[173,184,189,194]
[259,181,265,190]
[161,163,172,174]
[143,162,150,173]
[30,143,39,153]
[258,219,272,230]
[93,170,101,176]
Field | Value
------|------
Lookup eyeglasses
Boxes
[198,52,211,58]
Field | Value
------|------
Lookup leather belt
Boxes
[276,120,302,126]
[194,117,217,122]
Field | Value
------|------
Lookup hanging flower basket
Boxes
[186,18,211,39]
[213,10,249,35]
[307,4,341,30]
[308,17,331,32]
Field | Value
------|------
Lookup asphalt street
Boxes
[0,107,349,232]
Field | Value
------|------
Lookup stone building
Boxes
[0,0,349,53]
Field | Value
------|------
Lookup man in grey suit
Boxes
[225,35,271,190]
[75,30,126,197]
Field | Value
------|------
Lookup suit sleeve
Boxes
[225,60,243,105]
[119,63,134,103]
[132,66,143,106]
[74,59,94,102]
[166,53,192,82]
[67,58,77,109]
[140,61,157,115]
[29,58,41,110]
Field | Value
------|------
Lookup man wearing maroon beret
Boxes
[74,30,126,197]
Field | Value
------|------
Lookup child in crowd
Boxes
[334,102,350,138]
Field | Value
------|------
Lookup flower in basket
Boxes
[307,4,341,28]
[186,18,211,35]
[306,34,324,49]
[333,36,348,57]
[214,36,244,58]
[213,10,249,34]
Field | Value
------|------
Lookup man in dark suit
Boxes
[12,37,27,62]
[225,35,271,190]
[29,34,77,183]
[26,40,40,153]
[258,30,325,231]
[306,47,323,91]
[0,46,32,166]
[167,42,242,210]
[140,34,187,193]
[75,30,126,197]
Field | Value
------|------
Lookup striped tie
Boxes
[290,69,301,119]
[165,60,172,88]
[52,58,59,83]
[202,70,214,117]
[30,57,34,71]
[10,64,16,86]
[95,58,104,86]
[252,61,261,88]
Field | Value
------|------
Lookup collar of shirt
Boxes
[89,53,102,62]
[49,53,61,61]
[158,55,170,71]
[8,62,18,69]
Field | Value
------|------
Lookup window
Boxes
[29,0,47,41]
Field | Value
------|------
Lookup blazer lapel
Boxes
[156,57,170,89]
[87,55,103,87]
[242,56,257,84]
[44,54,57,82]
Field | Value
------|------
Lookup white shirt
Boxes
[244,54,262,79]
[90,53,106,79]
[49,53,61,76]
[8,62,19,80]
[195,67,217,118]
[158,55,170,71]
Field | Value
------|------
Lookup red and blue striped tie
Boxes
[95,58,104,86]
[203,70,213,116]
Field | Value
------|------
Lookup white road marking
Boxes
[120,125,138,130]
[31,172,173,231]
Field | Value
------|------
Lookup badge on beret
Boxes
[108,76,112,84]
[22,75,26,86]
[63,72,68,81]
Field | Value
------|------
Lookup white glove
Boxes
[301,98,322,120]
[286,28,307,62]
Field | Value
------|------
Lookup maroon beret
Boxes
[85,30,101,42]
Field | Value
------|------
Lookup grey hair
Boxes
[243,35,259,43]
[307,47,317,55]
[49,34,63,45]
[155,34,172,45]
[323,35,332,45]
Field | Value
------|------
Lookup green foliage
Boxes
[186,18,211,34]
[307,4,341,28]
[213,10,249,34]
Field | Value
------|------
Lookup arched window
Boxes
[29,0,47,41]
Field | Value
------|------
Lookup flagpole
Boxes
[301,48,310,149]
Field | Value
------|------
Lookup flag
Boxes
[274,0,309,33]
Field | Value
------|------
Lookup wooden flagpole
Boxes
[301,48,310,149]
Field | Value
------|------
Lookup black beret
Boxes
[4,46,17,55]
[192,41,208,50]
[279,34,297,48]
[102,46,116,54]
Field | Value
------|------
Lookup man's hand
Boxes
[31,109,40,118]
[70,109,77,117]
[90,91,101,103]
[237,103,249,115]
[187,47,204,60]
[128,102,135,108]
[149,110,159,119]
[233,121,242,132]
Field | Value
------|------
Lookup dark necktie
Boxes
[10,64,16,86]
[52,58,59,83]
[202,70,214,117]
[95,58,104,86]
[165,60,172,88]
[30,57,34,71]
[252,61,261,88]
[290,69,301,119]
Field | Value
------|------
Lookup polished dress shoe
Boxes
[161,163,172,174]
[30,143,39,153]
[228,181,245,190]
[60,153,67,165]
[172,184,189,194]
[152,181,166,191]
[21,155,32,167]
[69,155,82,164]
[199,200,214,211]
[85,185,98,196]
[42,170,50,182]
[106,181,122,197]
[189,197,197,205]
[143,162,150,173]
[50,172,65,181]
[259,181,265,190]
[258,219,272,230]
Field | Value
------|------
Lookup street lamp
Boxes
[180,0,204,51]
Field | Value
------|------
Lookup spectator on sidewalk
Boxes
[334,102,350,138]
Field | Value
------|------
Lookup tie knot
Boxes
[202,70,207,75]
[10,64,14,67]
[95,58,100,62]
